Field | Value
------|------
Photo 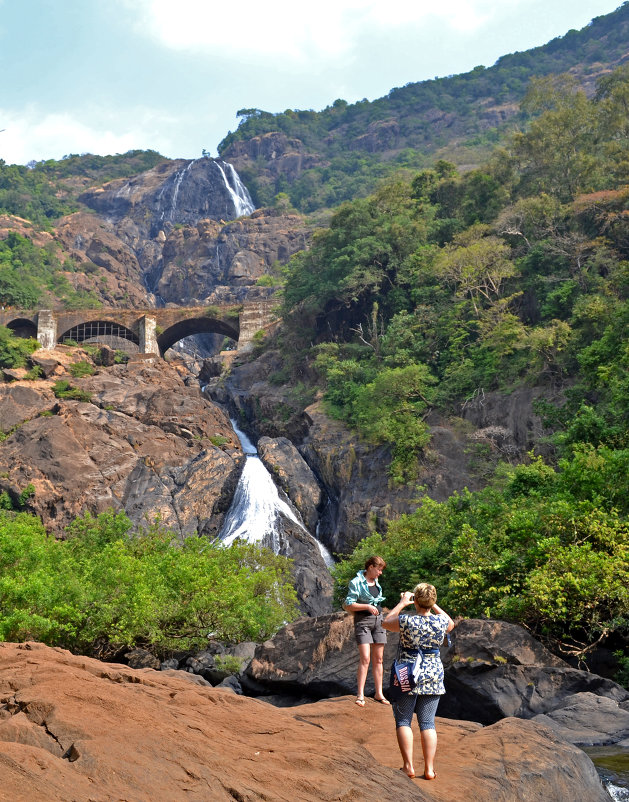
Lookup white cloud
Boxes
[123,0,516,62]
[0,107,176,165]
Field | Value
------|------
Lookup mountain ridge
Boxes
[218,2,629,211]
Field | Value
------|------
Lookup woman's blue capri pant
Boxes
[392,694,441,730]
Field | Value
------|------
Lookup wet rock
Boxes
[258,436,322,531]
[271,514,334,618]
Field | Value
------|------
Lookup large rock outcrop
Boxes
[155,208,311,305]
[532,692,629,747]
[246,611,377,698]
[0,351,242,537]
[257,435,323,532]
[45,159,311,312]
[439,619,629,749]
[213,343,560,555]
[247,613,629,753]
[0,641,610,802]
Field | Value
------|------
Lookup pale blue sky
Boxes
[0,0,624,165]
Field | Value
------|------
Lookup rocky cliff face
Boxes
[11,158,311,315]
[0,348,243,537]
[155,208,310,305]
[210,348,552,555]
[0,347,334,615]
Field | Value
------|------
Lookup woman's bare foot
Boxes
[423,769,436,780]
[400,765,415,779]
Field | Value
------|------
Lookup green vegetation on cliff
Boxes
[0,231,102,309]
[219,4,629,212]
[333,446,629,659]
[279,68,629,483]
[0,149,166,228]
[0,325,39,369]
[0,509,298,658]
[269,68,629,657]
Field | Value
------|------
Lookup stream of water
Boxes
[585,746,629,800]
[218,419,333,568]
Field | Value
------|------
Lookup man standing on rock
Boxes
[343,556,390,707]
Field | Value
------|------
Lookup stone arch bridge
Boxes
[0,301,277,357]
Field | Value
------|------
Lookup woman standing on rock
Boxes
[343,555,390,707]
[383,583,454,781]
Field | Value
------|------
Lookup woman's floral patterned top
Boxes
[398,613,448,695]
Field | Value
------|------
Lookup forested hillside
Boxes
[220,2,629,212]
[0,150,168,309]
[267,67,629,661]
[0,6,628,670]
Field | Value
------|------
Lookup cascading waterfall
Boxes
[155,158,254,224]
[219,419,333,568]
[155,159,198,224]
[169,159,196,220]
[214,161,256,217]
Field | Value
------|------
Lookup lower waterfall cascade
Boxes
[218,419,334,568]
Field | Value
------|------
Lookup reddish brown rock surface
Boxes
[0,642,608,802]
[0,352,242,537]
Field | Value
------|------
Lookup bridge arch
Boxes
[157,316,239,355]
[6,317,38,339]
[58,319,140,353]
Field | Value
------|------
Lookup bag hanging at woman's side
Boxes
[389,649,422,698]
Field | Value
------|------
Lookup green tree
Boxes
[0,510,299,658]
[0,325,39,368]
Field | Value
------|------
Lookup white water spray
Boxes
[214,161,256,217]
[219,419,333,567]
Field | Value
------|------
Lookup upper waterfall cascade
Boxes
[154,157,255,225]
[214,160,256,218]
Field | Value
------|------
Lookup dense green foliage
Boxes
[0,510,298,657]
[279,69,629,484]
[269,68,629,658]
[219,4,629,212]
[31,149,166,183]
[0,325,39,368]
[333,447,629,656]
[0,149,166,228]
[0,161,76,227]
[0,231,102,309]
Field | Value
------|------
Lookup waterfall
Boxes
[214,161,256,218]
[219,419,334,568]
[169,160,195,220]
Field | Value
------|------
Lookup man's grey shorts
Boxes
[354,611,387,645]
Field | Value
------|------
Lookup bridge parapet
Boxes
[0,302,278,356]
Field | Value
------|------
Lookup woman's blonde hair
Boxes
[413,582,437,609]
